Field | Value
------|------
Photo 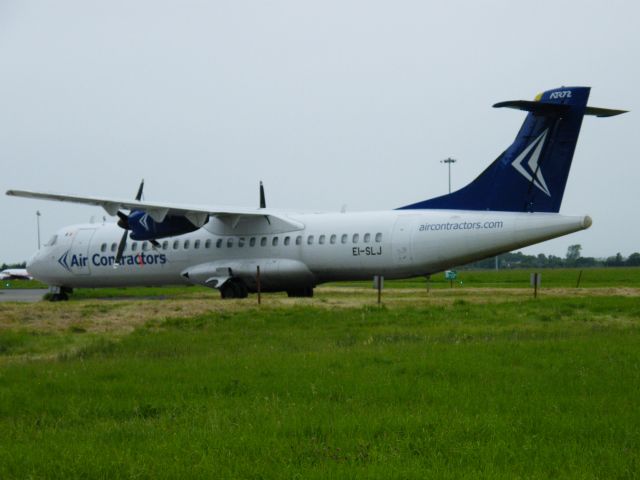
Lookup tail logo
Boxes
[511,129,551,197]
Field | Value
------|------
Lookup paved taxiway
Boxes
[0,289,47,302]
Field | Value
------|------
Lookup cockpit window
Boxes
[45,235,58,247]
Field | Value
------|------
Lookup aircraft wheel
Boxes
[287,287,314,298]
[220,280,248,299]
[233,281,249,299]
[49,292,69,302]
[220,282,237,299]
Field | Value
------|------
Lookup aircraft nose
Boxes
[26,250,43,277]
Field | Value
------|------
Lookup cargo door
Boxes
[391,215,416,265]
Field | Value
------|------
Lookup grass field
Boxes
[1,270,640,478]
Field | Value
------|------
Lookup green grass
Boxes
[1,293,640,478]
[70,284,212,300]
[331,266,640,289]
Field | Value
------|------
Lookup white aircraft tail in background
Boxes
[0,269,32,281]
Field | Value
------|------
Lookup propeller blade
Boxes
[135,179,144,201]
[116,210,129,229]
[150,239,161,249]
[114,230,128,266]
[259,181,266,209]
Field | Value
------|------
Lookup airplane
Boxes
[6,86,626,301]
[0,268,32,281]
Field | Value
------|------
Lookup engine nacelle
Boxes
[128,210,205,240]
[181,258,315,292]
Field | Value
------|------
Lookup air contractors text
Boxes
[65,253,168,268]
[418,220,504,232]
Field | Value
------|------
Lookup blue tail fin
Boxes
[399,86,625,213]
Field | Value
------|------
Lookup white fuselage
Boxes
[27,209,591,290]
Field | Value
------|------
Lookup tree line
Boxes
[464,245,640,270]
[1,262,27,271]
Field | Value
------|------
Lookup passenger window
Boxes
[227,238,234,248]
[307,235,314,245]
[111,242,117,252]
[132,242,138,252]
[319,235,326,245]
[375,232,383,242]
[296,236,302,246]
[184,240,190,249]
[173,240,179,250]
[194,239,200,249]
[330,234,336,244]
[216,238,223,248]
[250,237,256,247]
[341,234,348,244]
[238,238,245,248]
[162,241,169,250]
[364,233,371,243]
[352,234,359,243]
[205,239,211,248]
[260,237,267,247]
[284,236,290,246]
[272,237,279,246]
[100,243,107,252]
[142,242,149,251]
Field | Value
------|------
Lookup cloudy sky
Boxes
[1,0,637,263]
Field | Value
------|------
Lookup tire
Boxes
[49,292,69,302]
[232,281,249,299]
[220,280,248,299]
[220,282,237,299]
[287,287,314,298]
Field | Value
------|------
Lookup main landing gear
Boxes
[218,280,315,299]
[286,287,314,298]
[220,279,249,299]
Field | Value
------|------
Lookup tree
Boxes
[626,253,640,266]
[566,244,582,265]
[605,253,625,267]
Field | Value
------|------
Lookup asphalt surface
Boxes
[0,289,47,303]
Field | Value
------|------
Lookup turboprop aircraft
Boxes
[6,86,626,301]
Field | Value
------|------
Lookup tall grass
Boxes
[1,294,639,478]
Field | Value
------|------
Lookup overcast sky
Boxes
[1,0,638,263]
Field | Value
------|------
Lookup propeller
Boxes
[114,179,144,266]
[259,181,270,225]
[259,181,266,208]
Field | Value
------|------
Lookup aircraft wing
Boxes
[5,189,304,230]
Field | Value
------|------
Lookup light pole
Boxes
[440,157,457,193]
[36,211,41,250]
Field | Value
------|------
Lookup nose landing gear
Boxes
[47,286,72,302]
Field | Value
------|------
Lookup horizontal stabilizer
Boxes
[494,100,627,118]
[493,100,571,115]
[583,106,628,117]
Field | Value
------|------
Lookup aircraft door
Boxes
[392,216,416,265]
[69,228,96,275]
